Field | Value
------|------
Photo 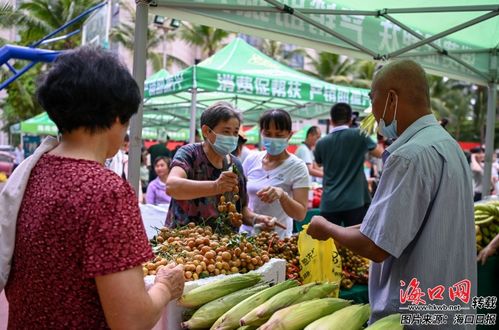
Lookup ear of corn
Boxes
[259,297,351,330]
[240,282,338,327]
[236,327,257,330]
[211,280,298,330]
[179,272,263,308]
[364,313,402,330]
[304,303,371,330]
[294,281,339,302]
[181,284,269,329]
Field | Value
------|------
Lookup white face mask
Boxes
[207,129,238,156]
[378,92,398,139]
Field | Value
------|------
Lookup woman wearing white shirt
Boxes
[242,109,310,238]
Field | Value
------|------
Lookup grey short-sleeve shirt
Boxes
[361,115,476,329]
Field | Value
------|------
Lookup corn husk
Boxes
[240,282,338,326]
[211,280,298,330]
[178,273,262,308]
[259,298,351,330]
[181,284,269,329]
[304,304,371,330]
[365,313,403,330]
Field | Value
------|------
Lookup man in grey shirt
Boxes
[307,59,476,329]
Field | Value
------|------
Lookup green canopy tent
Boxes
[20,112,59,136]
[128,0,498,195]
[142,37,370,134]
[18,112,190,141]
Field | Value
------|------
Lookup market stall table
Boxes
[339,284,369,305]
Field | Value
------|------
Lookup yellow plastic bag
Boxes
[298,225,342,297]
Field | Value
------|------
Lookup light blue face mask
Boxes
[262,136,289,156]
[208,129,238,156]
[378,92,398,139]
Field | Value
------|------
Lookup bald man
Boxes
[307,60,476,328]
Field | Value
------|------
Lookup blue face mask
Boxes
[262,136,289,156]
[208,129,238,156]
[378,92,398,139]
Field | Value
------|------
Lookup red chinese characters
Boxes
[427,285,445,301]
[449,279,471,304]
[400,278,427,305]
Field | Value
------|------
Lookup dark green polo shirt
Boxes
[314,127,376,212]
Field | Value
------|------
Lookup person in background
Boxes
[295,126,323,182]
[1,46,184,329]
[439,117,449,130]
[146,156,172,205]
[350,111,360,128]
[314,103,383,227]
[148,136,171,182]
[242,109,310,238]
[107,134,129,179]
[471,147,486,201]
[140,151,149,194]
[13,143,24,170]
[166,101,275,231]
[478,232,499,265]
[194,129,203,143]
[307,59,476,328]
[231,130,253,163]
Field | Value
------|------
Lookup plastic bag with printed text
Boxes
[298,224,342,297]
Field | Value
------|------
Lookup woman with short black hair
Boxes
[2,46,184,329]
[241,109,310,238]
[166,101,275,231]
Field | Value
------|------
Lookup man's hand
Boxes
[306,216,333,241]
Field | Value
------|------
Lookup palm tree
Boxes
[180,24,232,58]
[110,2,186,72]
[17,0,101,49]
[349,60,378,89]
[0,2,15,44]
[259,39,305,67]
[304,52,356,85]
[0,0,102,132]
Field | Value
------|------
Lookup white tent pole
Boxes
[189,65,197,144]
[482,81,497,197]
[263,0,377,57]
[482,52,498,197]
[382,14,490,81]
[128,0,149,195]
[388,11,499,59]
[155,2,498,15]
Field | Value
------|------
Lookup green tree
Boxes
[18,0,101,49]
[0,69,44,131]
[110,2,186,72]
[304,52,355,85]
[0,0,101,131]
[349,60,377,89]
[180,24,231,58]
[259,39,305,67]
